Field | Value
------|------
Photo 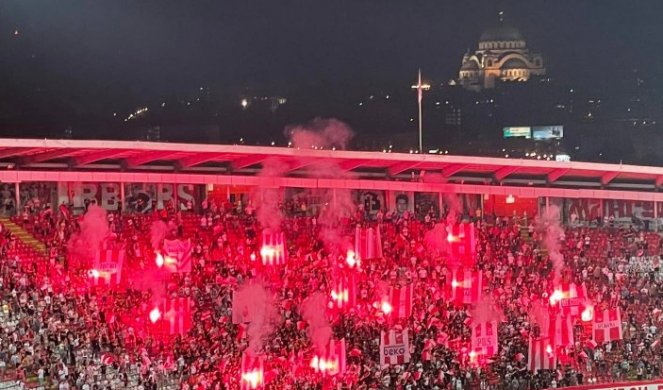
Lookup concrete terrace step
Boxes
[0,217,47,255]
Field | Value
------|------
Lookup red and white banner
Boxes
[528,337,556,372]
[593,308,623,344]
[549,313,574,347]
[448,222,476,261]
[311,338,346,376]
[355,226,383,261]
[162,239,193,273]
[386,284,414,320]
[380,329,410,366]
[161,297,192,336]
[240,352,264,390]
[330,274,357,310]
[91,248,125,287]
[556,282,588,317]
[471,321,498,357]
[447,269,482,305]
[260,230,287,266]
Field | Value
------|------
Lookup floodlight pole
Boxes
[411,69,430,152]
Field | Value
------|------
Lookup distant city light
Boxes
[124,107,148,122]
[241,99,248,108]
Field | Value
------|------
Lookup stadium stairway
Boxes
[0,217,47,255]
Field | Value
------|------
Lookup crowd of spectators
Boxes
[0,194,662,390]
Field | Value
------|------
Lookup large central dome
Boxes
[479,24,524,42]
[457,12,546,90]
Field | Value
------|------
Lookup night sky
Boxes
[1,0,662,128]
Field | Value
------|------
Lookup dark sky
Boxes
[2,0,663,105]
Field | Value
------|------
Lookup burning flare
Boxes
[581,306,594,322]
[241,370,263,389]
[381,301,393,315]
[149,308,161,323]
[549,289,563,305]
[155,253,164,268]
[345,250,359,268]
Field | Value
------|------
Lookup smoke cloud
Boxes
[471,295,504,324]
[286,118,356,249]
[420,171,462,223]
[301,292,332,352]
[538,205,564,284]
[150,220,169,250]
[286,118,354,151]
[67,205,110,264]
[233,282,278,353]
[424,223,452,258]
[253,157,290,231]
[528,300,551,336]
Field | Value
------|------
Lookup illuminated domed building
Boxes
[458,12,546,91]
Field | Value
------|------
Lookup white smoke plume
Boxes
[285,118,356,249]
[538,205,564,284]
[253,157,289,231]
[67,205,110,265]
[150,220,169,250]
[419,171,462,223]
[301,292,332,352]
[471,295,504,324]
[286,118,354,151]
[233,282,278,353]
[528,299,551,336]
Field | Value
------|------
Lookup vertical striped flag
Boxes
[240,351,264,390]
[549,313,574,347]
[557,282,587,317]
[387,284,414,320]
[161,297,192,336]
[355,226,383,261]
[529,337,556,372]
[380,329,411,366]
[260,230,287,266]
[311,338,346,377]
[447,269,482,305]
[162,239,193,273]
[91,248,125,287]
[330,273,357,310]
[471,321,498,357]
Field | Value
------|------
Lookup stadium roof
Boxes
[1,138,663,201]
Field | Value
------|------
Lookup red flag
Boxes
[311,338,346,376]
[380,329,411,366]
[557,282,587,317]
[162,239,193,273]
[447,269,482,305]
[260,230,287,266]
[528,337,556,372]
[240,351,264,390]
[448,223,476,263]
[593,308,623,344]
[161,297,192,336]
[330,274,357,310]
[59,203,71,221]
[549,313,574,347]
[354,226,383,261]
[100,353,115,366]
[471,321,498,357]
[387,284,413,320]
[90,249,125,287]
